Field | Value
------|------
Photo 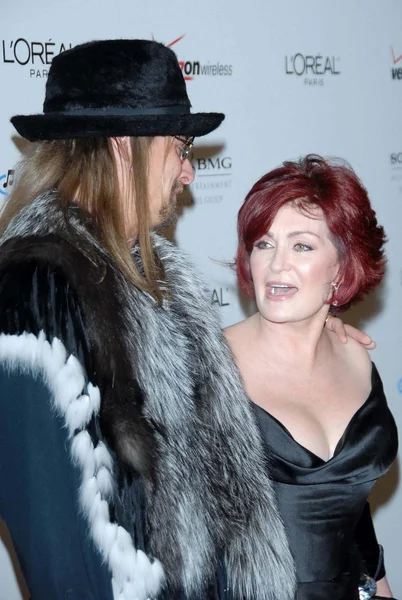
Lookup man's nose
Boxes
[179,158,195,185]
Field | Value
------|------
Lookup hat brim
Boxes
[11,112,225,141]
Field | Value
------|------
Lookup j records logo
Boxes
[285,53,340,86]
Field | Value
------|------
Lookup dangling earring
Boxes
[331,282,339,306]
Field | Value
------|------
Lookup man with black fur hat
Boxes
[0,39,368,600]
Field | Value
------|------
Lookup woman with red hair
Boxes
[225,155,398,600]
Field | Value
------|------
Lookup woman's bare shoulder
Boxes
[328,326,372,380]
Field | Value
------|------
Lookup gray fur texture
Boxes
[1,193,296,600]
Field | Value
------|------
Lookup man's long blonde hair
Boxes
[0,136,166,299]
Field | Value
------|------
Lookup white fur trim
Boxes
[0,331,165,600]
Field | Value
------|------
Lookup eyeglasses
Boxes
[173,136,194,162]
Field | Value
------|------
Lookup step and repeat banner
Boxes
[1,1,402,598]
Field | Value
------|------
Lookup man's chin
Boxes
[153,208,178,233]
[152,189,183,233]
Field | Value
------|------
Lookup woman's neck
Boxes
[249,309,333,374]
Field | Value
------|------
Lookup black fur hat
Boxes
[11,39,225,141]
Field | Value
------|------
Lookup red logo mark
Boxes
[152,33,193,80]
[166,34,185,48]
[391,46,402,64]
[167,34,192,80]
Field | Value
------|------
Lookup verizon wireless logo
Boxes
[159,34,233,81]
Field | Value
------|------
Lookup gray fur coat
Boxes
[0,192,296,600]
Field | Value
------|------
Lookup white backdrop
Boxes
[1,1,402,598]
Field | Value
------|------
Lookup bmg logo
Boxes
[192,156,232,172]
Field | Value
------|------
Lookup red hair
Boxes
[236,155,386,310]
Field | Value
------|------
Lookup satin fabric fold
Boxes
[252,363,398,599]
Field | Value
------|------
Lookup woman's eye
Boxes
[254,240,273,250]
[294,243,313,252]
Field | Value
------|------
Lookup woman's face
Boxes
[249,202,340,324]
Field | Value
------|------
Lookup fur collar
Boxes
[0,192,296,600]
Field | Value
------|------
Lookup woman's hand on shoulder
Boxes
[375,575,394,597]
[325,315,376,350]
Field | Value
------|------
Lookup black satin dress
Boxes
[252,363,398,600]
